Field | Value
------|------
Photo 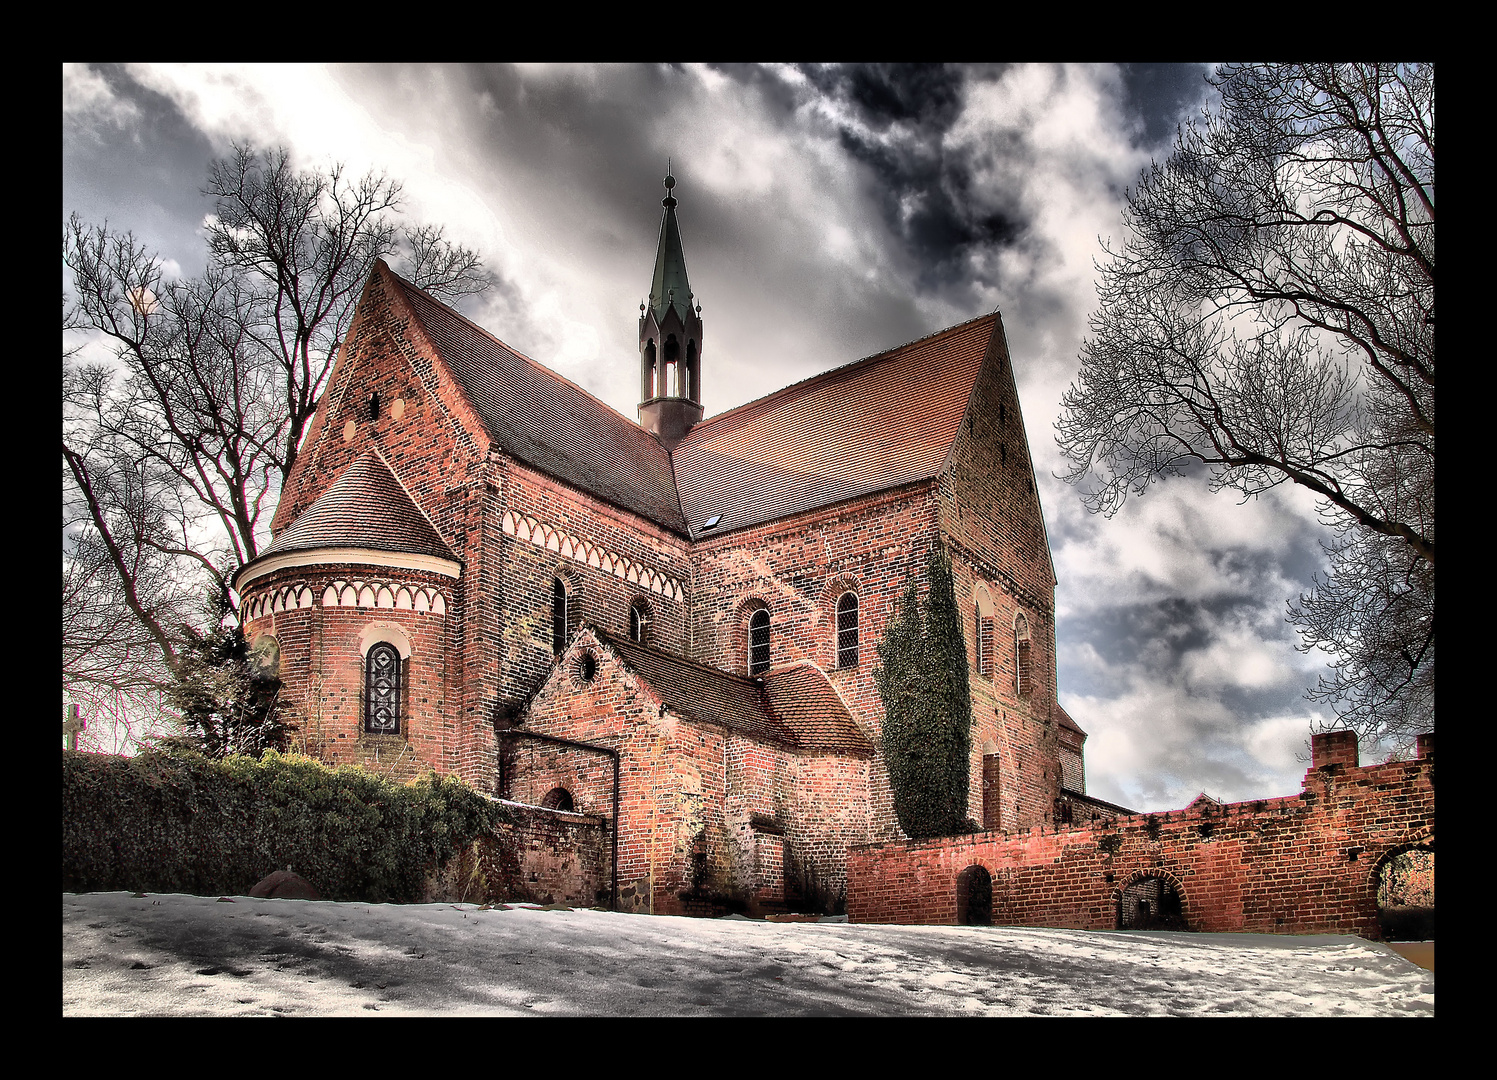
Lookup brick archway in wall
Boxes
[956,864,993,926]
[1112,868,1189,931]
[1371,826,1435,942]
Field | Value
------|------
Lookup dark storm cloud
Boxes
[790,63,1030,294]
[63,64,219,275]
[1115,63,1213,150]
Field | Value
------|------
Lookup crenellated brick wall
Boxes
[847,731,1434,938]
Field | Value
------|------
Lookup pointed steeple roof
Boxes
[648,167,695,326]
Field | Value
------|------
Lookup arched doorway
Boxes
[956,864,993,926]
[1376,847,1434,941]
[1117,874,1187,930]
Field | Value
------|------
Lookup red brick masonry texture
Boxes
[847,731,1434,937]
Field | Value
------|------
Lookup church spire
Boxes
[638,165,704,450]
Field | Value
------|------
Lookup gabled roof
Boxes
[384,266,688,534]
[1053,702,1085,737]
[257,450,456,564]
[601,632,870,755]
[371,266,1003,540]
[673,314,998,536]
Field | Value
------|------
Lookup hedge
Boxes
[62,749,509,903]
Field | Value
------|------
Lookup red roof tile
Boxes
[1053,702,1085,736]
[255,451,457,565]
[387,270,688,534]
[673,315,997,535]
[602,632,795,746]
[600,633,868,755]
[762,663,872,756]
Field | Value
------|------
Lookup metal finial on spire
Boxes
[662,159,677,208]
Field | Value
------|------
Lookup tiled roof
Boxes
[602,632,795,746]
[673,315,997,536]
[1053,702,1085,736]
[601,633,868,755]
[379,266,999,539]
[762,664,872,755]
[386,268,688,534]
[257,451,456,564]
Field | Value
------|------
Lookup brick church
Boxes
[234,173,1101,914]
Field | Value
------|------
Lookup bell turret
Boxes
[638,167,704,450]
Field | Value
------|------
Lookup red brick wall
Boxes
[424,805,611,908]
[242,562,458,780]
[691,485,942,842]
[939,316,1061,833]
[848,734,1434,938]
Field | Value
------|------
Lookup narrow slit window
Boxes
[749,608,770,676]
[552,578,568,655]
[836,592,859,669]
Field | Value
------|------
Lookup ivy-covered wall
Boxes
[62,749,508,904]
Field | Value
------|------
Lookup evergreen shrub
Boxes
[874,547,973,838]
[61,748,508,902]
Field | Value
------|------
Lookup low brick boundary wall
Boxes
[848,732,1433,938]
[426,801,610,907]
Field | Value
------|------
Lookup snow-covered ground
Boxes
[63,892,1433,1017]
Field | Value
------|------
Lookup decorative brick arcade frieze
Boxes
[241,578,449,622]
[501,510,685,602]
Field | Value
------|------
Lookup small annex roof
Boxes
[254,450,456,565]
[600,633,869,755]
[673,314,999,537]
[761,663,872,756]
[383,266,688,535]
[1053,702,1085,737]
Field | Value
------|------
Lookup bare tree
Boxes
[1055,63,1433,748]
[63,145,490,722]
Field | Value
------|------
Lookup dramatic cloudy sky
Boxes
[63,62,1354,811]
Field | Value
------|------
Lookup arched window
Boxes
[541,786,575,812]
[629,598,651,645]
[973,585,995,678]
[1015,613,1031,696]
[552,577,569,656]
[836,592,859,669]
[748,607,770,676]
[365,642,402,735]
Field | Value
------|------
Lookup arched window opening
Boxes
[663,336,680,397]
[836,592,859,669]
[686,340,699,402]
[956,865,993,926]
[541,786,575,812]
[642,340,657,400]
[748,607,771,676]
[629,598,652,645]
[982,753,1002,830]
[1118,876,1186,930]
[1377,847,1434,941]
[364,642,402,735]
[552,578,569,656]
[1015,613,1031,696]
[369,391,380,421]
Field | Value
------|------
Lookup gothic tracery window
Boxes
[365,642,401,735]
